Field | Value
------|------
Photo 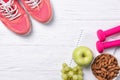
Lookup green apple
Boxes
[72,46,93,66]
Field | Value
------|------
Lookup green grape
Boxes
[78,75,83,80]
[61,63,84,80]
[68,71,74,77]
[73,75,78,80]
[62,63,68,68]
[76,66,80,70]
[78,70,83,75]
[79,67,82,70]
[76,65,82,70]
[73,66,78,72]
[61,74,68,80]
[69,67,72,70]
[61,69,65,73]
[64,66,70,72]
[68,77,72,80]
[61,68,69,74]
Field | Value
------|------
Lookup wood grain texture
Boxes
[0,0,120,80]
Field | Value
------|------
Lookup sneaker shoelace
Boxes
[0,0,21,20]
[25,0,41,9]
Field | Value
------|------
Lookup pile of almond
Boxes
[91,54,120,80]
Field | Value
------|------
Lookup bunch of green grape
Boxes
[61,63,83,80]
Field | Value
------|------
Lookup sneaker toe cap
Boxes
[10,14,31,35]
[31,1,52,22]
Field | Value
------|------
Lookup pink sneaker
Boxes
[0,0,30,35]
[21,0,52,23]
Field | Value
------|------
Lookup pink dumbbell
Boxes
[97,25,120,41]
[96,40,120,53]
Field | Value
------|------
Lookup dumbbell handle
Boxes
[103,40,120,48]
[104,25,120,36]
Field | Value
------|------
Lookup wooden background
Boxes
[0,0,120,80]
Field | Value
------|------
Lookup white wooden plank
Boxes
[0,70,60,80]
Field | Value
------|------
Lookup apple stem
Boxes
[82,54,85,57]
